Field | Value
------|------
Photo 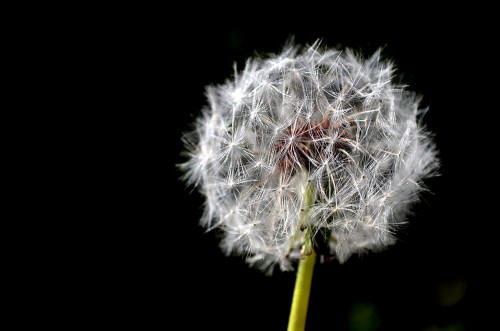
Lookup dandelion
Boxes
[181,41,438,330]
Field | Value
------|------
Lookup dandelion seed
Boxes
[181,41,438,274]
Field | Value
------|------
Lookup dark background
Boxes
[108,14,491,331]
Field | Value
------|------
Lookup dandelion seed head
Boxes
[181,41,438,273]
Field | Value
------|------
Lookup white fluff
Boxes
[181,42,438,273]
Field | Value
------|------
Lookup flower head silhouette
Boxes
[182,42,438,273]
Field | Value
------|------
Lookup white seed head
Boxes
[181,41,438,273]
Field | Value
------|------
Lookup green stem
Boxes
[287,250,316,331]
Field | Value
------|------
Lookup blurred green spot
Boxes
[436,279,467,306]
[349,302,380,331]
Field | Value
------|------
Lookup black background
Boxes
[103,11,492,331]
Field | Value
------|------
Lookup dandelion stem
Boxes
[287,250,316,331]
[288,173,316,331]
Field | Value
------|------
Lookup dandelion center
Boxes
[274,118,354,175]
